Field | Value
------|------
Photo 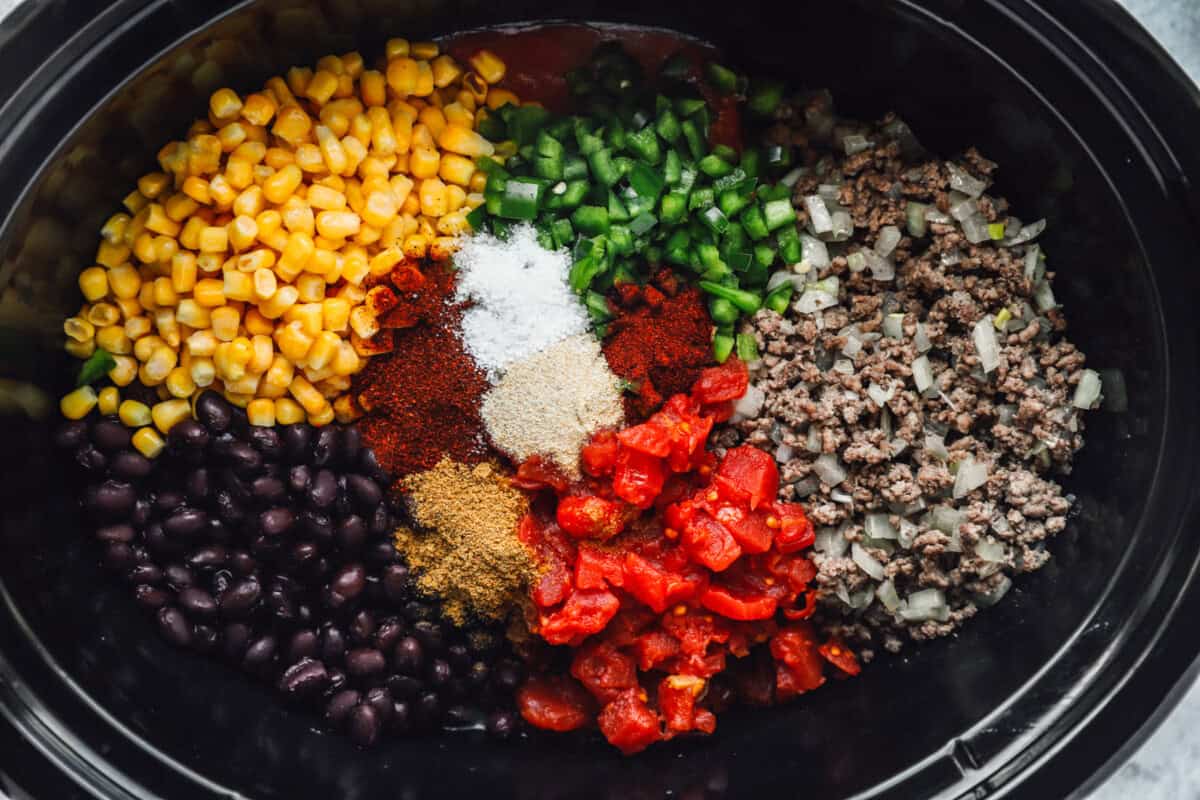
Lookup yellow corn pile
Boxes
[62,39,513,440]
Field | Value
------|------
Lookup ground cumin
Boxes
[394,458,533,624]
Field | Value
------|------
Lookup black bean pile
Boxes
[54,391,523,746]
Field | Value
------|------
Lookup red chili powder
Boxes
[355,266,490,481]
[602,273,714,421]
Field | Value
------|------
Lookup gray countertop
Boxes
[0,0,1194,797]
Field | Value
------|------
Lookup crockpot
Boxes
[0,0,1198,797]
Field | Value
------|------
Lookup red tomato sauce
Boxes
[512,359,859,754]
[444,23,741,150]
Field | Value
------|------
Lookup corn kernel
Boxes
[154,309,181,348]
[263,163,303,205]
[243,307,274,337]
[307,184,347,211]
[315,210,361,239]
[261,356,294,398]
[211,306,240,341]
[210,87,243,120]
[252,268,277,300]
[78,267,109,302]
[190,357,216,387]
[275,320,314,362]
[402,233,428,259]
[285,302,323,337]
[408,147,440,180]
[222,270,254,302]
[96,386,120,415]
[115,399,151,427]
[143,346,177,383]
[437,124,494,158]
[387,56,419,96]
[413,60,434,97]
[233,184,265,217]
[59,386,98,420]
[192,278,224,308]
[348,306,380,339]
[260,285,299,319]
[197,226,228,254]
[417,177,448,218]
[131,427,166,458]
[150,398,191,434]
[241,92,277,126]
[331,340,361,376]
[131,334,163,362]
[107,264,142,300]
[288,375,326,415]
[124,314,152,340]
[65,338,95,359]
[273,397,304,424]
[63,316,95,343]
[151,276,177,308]
[430,235,459,261]
[272,105,312,145]
[165,366,196,398]
[469,50,506,85]
[307,402,334,426]
[239,397,274,427]
[430,54,462,88]
[315,125,349,174]
[95,325,132,355]
[304,330,341,370]
[228,215,258,251]
[278,232,315,278]
[292,273,324,303]
[249,334,274,373]
[104,355,135,387]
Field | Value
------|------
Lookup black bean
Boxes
[220,577,261,616]
[177,587,218,618]
[250,534,282,559]
[349,610,376,644]
[365,686,393,723]
[402,600,432,623]
[387,674,422,700]
[246,426,282,459]
[428,659,452,687]
[229,550,256,576]
[381,564,410,602]
[213,490,244,525]
[287,464,312,495]
[169,418,210,452]
[74,444,107,474]
[251,476,286,505]
[320,626,348,665]
[226,442,263,479]
[492,661,524,694]
[347,703,380,747]
[308,469,337,510]
[279,658,329,697]
[102,542,135,571]
[365,540,397,567]
[88,481,136,520]
[335,515,366,552]
[211,569,233,596]
[209,433,238,463]
[143,522,181,558]
[229,406,250,439]
[265,583,298,625]
[367,503,392,538]
[334,482,354,519]
[359,447,389,484]
[243,635,277,670]
[299,511,333,545]
[154,490,186,515]
[412,620,444,653]
[375,618,405,653]
[55,420,88,450]
[259,507,295,536]
[134,584,170,610]
[278,424,309,463]
[346,648,386,679]
[184,468,210,504]
[486,711,517,740]
[295,602,314,627]
[96,523,136,543]
[312,427,340,467]
[393,636,424,676]
[287,630,319,662]
[164,564,194,590]
[164,507,207,539]
[185,545,226,570]
[331,564,366,599]
[325,689,360,727]
[391,700,413,734]
[110,450,153,481]
[129,564,164,584]
[344,475,382,512]
[205,518,232,544]
[131,498,153,528]
[157,606,192,647]
[194,392,232,433]
[90,419,132,452]
[192,624,220,654]
[289,541,319,569]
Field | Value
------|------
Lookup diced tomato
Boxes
[651,394,714,472]
[574,544,626,590]
[556,495,628,540]
[770,624,826,699]
[657,675,716,736]
[604,606,657,648]
[699,585,778,621]
[597,689,662,755]
[712,504,774,554]
[681,512,742,572]
[512,455,570,493]
[571,641,639,703]
[818,639,862,677]
[774,502,815,553]
[661,609,730,655]
[631,630,681,670]
[617,422,672,457]
[539,589,620,646]
[702,400,735,423]
[623,552,686,613]
[517,675,594,732]
[714,445,778,510]
[612,445,666,509]
[692,357,749,405]
[532,563,573,609]
[654,473,695,512]
[580,430,619,477]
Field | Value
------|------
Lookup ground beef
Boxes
[721,107,1095,662]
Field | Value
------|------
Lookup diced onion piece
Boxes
[865,512,898,540]
[898,519,919,548]
[883,313,905,339]
[800,234,830,268]
[863,249,895,281]
[925,208,953,225]
[774,443,794,463]
[805,195,833,234]
[829,210,854,241]
[867,381,894,408]
[1033,280,1057,312]
[817,183,842,203]
[1000,218,1046,247]
[766,270,807,292]
[975,538,1007,562]
[780,167,805,187]
[815,526,848,557]
[813,453,846,486]
[842,333,863,358]
[946,162,987,198]
[877,579,902,612]
[912,355,934,393]
[950,197,978,222]
[1072,368,1103,409]
[972,317,1001,373]
[875,225,902,257]
[900,588,950,622]
[961,214,992,244]
[914,323,932,353]
[1023,245,1043,281]
[806,426,822,453]
[733,383,765,418]
[792,476,819,498]
[906,202,928,238]
[846,252,867,273]
[831,489,853,504]
[889,437,909,457]
[974,576,1013,608]
[924,433,949,462]
[926,505,966,536]
[832,358,854,375]
[952,456,989,498]
[795,290,837,314]
[851,542,885,580]
[843,134,872,155]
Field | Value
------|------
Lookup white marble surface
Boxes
[0,0,1194,796]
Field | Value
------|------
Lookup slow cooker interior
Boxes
[0,0,1176,797]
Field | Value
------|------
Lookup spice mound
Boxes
[395,458,534,624]
[481,333,624,477]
